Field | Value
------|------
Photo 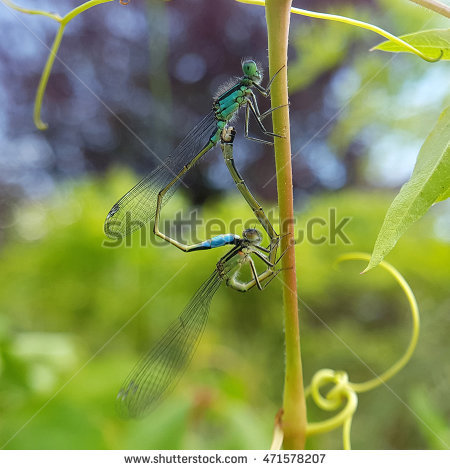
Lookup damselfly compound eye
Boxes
[242,60,258,78]
[242,228,263,244]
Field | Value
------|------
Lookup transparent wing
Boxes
[116,269,222,419]
[104,111,218,238]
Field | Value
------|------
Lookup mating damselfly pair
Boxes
[105,59,286,418]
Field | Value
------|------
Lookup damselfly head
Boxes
[241,59,262,83]
[242,228,262,245]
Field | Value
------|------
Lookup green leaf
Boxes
[435,185,450,203]
[371,29,450,60]
[364,106,450,273]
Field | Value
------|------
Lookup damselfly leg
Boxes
[216,228,287,292]
[253,64,286,98]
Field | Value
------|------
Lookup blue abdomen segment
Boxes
[191,234,238,251]
[209,234,237,248]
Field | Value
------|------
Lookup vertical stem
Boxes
[265,0,307,449]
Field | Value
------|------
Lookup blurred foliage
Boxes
[0,0,449,451]
[0,171,449,449]
[1,0,449,205]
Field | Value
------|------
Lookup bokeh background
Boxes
[0,0,449,449]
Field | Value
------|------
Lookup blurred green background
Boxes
[0,0,449,449]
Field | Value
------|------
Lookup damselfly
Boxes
[117,227,285,418]
[154,125,280,263]
[104,59,284,240]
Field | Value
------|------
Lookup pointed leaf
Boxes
[372,29,450,60]
[435,185,450,203]
[364,106,450,272]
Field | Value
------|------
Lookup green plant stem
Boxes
[265,0,306,450]
[409,0,450,19]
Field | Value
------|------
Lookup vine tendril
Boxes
[2,0,119,129]
[236,0,443,62]
[301,253,420,449]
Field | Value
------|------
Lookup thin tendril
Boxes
[235,0,443,62]
[2,0,116,129]
[337,252,420,393]
[342,415,353,450]
[33,24,66,130]
[306,369,358,436]
[304,253,420,448]
[2,0,62,21]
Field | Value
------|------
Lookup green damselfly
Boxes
[104,59,284,240]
